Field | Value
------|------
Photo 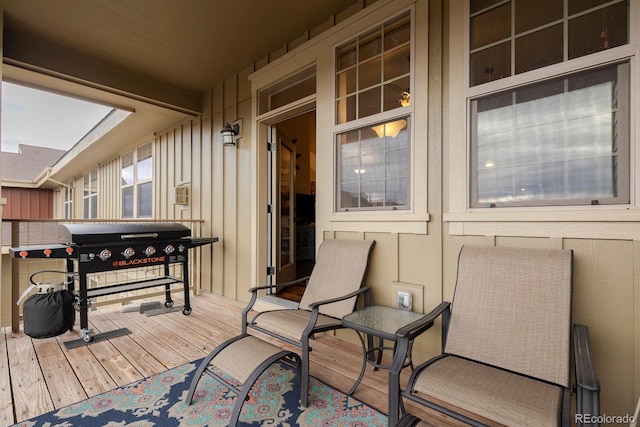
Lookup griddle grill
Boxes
[10,222,218,345]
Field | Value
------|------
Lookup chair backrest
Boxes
[444,245,573,388]
[298,239,375,319]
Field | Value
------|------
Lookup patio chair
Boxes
[242,238,375,407]
[388,245,600,426]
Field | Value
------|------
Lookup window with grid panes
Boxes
[469,0,630,208]
[122,142,153,218]
[335,11,412,211]
[83,170,98,219]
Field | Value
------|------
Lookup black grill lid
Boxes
[59,223,191,244]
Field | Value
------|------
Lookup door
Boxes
[268,127,297,284]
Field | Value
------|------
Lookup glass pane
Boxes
[569,0,613,15]
[384,13,411,49]
[340,182,360,208]
[336,95,356,124]
[336,69,356,97]
[358,86,381,119]
[384,76,411,111]
[138,182,152,217]
[359,28,382,62]
[470,41,511,86]
[568,3,628,59]
[471,0,503,14]
[473,63,626,206]
[361,180,385,207]
[336,40,357,72]
[121,164,134,185]
[122,186,134,218]
[361,152,385,180]
[470,3,510,50]
[83,175,90,197]
[515,0,562,33]
[386,149,407,179]
[90,171,98,194]
[515,24,563,74]
[386,177,408,206]
[359,57,382,90]
[90,195,97,219]
[384,45,410,81]
[83,198,89,219]
[137,156,152,181]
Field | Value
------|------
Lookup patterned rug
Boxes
[13,358,387,426]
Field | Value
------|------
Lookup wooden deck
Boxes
[0,292,457,426]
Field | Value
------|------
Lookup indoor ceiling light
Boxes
[372,119,407,138]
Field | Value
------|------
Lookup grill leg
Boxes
[182,256,191,315]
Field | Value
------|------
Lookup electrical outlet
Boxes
[397,291,412,310]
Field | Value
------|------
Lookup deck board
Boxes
[0,292,457,427]
[5,331,53,421]
[0,328,14,426]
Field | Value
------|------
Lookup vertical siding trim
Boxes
[634,240,640,401]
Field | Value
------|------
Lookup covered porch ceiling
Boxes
[0,0,360,183]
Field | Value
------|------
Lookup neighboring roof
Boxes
[1,144,66,182]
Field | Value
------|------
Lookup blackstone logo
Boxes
[112,256,166,268]
[575,414,636,424]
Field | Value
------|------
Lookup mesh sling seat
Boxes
[242,238,376,407]
[388,245,600,427]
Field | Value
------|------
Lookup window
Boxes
[469,0,630,208]
[83,170,98,219]
[335,11,412,211]
[122,142,153,218]
[471,62,629,207]
[470,0,628,86]
[64,186,73,219]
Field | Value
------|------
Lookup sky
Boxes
[1,82,113,153]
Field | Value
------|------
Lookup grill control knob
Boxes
[98,249,112,261]
[164,244,175,254]
[122,247,135,259]
[145,246,156,256]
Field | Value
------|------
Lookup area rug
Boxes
[13,358,387,426]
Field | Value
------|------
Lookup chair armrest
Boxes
[247,276,310,293]
[574,324,600,425]
[242,276,310,334]
[306,286,371,309]
[395,301,450,339]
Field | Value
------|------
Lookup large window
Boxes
[469,0,630,208]
[122,142,153,218]
[83,170,98,219]
[335,11,412,211]
[471,63,629,207]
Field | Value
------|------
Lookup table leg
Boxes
[348,330,368,395]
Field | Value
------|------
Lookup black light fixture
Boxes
[221,122,240,147]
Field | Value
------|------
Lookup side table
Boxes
[342,305,434,395]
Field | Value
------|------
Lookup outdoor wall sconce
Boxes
[221,122,240,146]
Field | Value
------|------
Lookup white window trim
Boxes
[444,0,639,239]
[83,170,98,219]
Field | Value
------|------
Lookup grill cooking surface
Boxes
[59,222,191,245]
